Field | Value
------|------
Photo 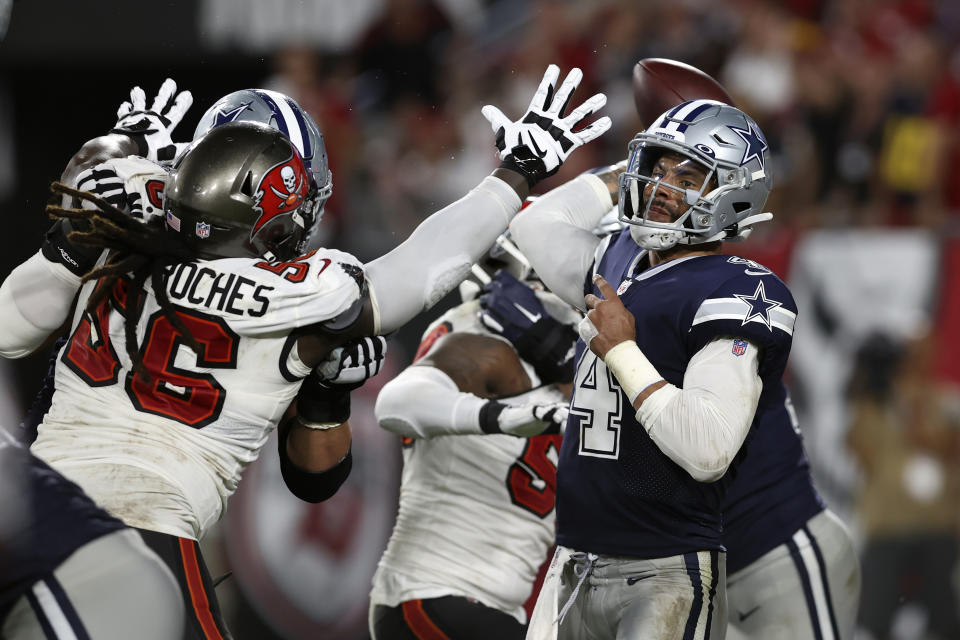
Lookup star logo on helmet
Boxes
[212,101,252,127]
[728,121,768,173]
[734,281,781,330]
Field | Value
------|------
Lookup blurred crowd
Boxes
[243,0,960,258]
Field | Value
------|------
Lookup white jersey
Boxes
[31,248,364,540]
[370,299,563,623]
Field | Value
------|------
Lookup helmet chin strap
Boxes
[629,224,683,251]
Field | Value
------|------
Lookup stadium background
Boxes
[1,0,958,638]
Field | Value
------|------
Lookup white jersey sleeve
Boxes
[509,173,611,310]
[636,337,763,482]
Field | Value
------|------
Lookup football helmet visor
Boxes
[618,100,774,250]
[164,122,312,262]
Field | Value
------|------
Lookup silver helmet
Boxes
[618,100,773,250]
[194,89,333,227]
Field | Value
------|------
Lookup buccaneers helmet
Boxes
[164,122,312,261]
[618,100,774,250]
[193,89,333,227]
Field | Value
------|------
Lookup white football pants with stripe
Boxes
[726,509,861,640]
[2,529,184,640]
[527,545,727,640]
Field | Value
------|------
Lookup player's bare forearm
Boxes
[285,420,352,471]
[589,160,627,205]
[492,168,530,202]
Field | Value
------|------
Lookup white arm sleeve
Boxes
[631,337,762,483]
[375,365,487,438]
[364,176,522,334]
[509,173,612,310]
[0,251,82,358]
[374,364,563,439]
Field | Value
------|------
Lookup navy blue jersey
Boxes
[0,438,125,620]
[721,385,824,572]
[556,230,799,559]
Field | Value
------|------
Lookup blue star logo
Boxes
[734,281,781,330]
[212,101,252,127]
[728,121,768,173]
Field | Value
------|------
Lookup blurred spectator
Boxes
[847,331,960,640]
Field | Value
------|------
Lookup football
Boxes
[632,58,734,127]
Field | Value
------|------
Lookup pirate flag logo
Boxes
[252,150,309,237]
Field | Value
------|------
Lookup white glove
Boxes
[74,157,168,220]
[480,386,569,437]
[481,65,611,187]
[315,336,387,389]
[111,78,193,164]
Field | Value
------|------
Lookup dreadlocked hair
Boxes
[47,181,202,376]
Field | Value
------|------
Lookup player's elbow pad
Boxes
[278,437,353,503]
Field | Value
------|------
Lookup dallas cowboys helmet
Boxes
[618,100,774,251]
[165,122,312,262]
[194,89,333,228]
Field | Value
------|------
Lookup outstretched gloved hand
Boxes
[482,65,611,187]
[112,78,193,164]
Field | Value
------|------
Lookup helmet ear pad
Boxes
[164,122,312,262]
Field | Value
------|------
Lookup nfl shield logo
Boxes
[732,338,748,356]
[195,222,211,239]
[617,280,631,295]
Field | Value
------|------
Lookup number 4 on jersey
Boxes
[571,353,622,459]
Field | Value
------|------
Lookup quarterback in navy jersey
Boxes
[512,100,859,640]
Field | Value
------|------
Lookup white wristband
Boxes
[297,418,343,431]
[603,340,663,404]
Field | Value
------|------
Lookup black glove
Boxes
[479,271,577,384]
[297,336,387,426]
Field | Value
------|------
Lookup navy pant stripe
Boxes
[786,537,825,640]
[24,588,58,640]
[43,576,91,640]
[682,552,704,640]
[804,525,841,639]
[703,550,718,639]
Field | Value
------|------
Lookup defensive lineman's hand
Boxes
[580,274,636,359]
[315,336,388,391]
[112,78,193,164]
[482,65,610,188]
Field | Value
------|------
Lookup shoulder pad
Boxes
[690,264,797,347]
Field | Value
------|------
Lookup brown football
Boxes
[632,58,733,127]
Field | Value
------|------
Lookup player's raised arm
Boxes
[362,65,610,336]
[61,78,192,187]
[508,161,625,310]
[582,274,762,483]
